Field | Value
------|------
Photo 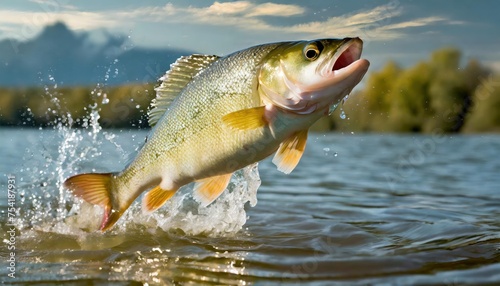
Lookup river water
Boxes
[0,127,499,285]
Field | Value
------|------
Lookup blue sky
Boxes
[1,0,499,72]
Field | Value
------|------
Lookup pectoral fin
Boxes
[273,130,308,174]
[142,185,177,213]
[193,173,233,207]
[222,106,267,130]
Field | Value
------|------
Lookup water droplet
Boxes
[328,102,339,116]
[136,105,140,109]
[339,108,346,120]
[102,97,109,104]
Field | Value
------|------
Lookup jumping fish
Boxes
[64,38,370,231]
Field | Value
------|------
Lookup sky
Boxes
[1,0,499,72]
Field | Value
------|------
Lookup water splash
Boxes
[65,164,260,237]
[15,73,261,238]
[16,75,112,230]
[339,95,350,120]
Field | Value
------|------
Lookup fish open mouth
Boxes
[332,40,362,71]
[319,38,364,76]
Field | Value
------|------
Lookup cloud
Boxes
[245,2,305,17]
[205,1,253,15]
[286,3,403,37]
[113,2,400,39]
[119,2,452,41]
[29,0,78,10]
[0,1,464,43]
[0,7,118,40]
[128,1,304,20]
[383,16,448,30]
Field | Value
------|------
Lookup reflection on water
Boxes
[1,128,500,284]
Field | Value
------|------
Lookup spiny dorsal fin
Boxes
[272,130,308,174]
[148,54,220,127]
[193,173,233,207]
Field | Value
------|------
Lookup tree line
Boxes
[0,47,499,133]
[0,83,155,129]
[315,47,499,133]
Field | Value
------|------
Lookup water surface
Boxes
[1,128,499,285]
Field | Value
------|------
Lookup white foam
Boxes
[61,164,260,237]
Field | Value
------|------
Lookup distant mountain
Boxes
[0,22,192,87]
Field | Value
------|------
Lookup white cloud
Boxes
[383,16,447,30]
[112,2,402,40]
[246,2,305,17]
[116,2,451,41]
[0,9,117,40]
[0,1,463,44]
[287,3,403,37]
[205,1,253,15]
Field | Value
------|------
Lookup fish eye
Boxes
[303,42,323,61]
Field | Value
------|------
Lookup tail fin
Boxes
[64,173,124,231]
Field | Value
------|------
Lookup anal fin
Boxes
[273,130,308,174]
[193,173,233,207]
[222,106,267,130]
[142,186,177,213]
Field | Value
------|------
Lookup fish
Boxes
[64,38,370,231]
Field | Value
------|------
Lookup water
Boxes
[1,128,500,285]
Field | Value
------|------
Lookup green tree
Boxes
[463,75,500,132]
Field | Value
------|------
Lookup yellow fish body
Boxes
[65,38,370,231]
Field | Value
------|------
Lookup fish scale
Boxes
[128,44,282,185]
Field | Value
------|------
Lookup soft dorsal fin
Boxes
[148,54,220,127]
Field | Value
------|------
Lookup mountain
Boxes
[0,22,191,87]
